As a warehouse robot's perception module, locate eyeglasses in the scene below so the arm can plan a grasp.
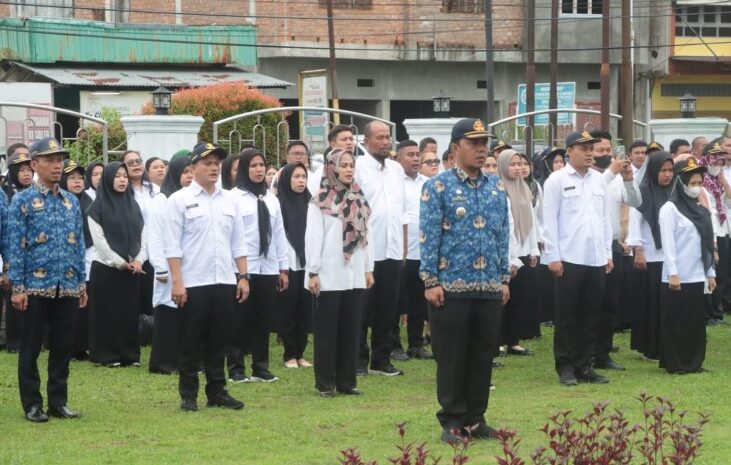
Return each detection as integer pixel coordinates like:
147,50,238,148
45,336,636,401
422,159,440,166
289,152,308,158
125,158,143,167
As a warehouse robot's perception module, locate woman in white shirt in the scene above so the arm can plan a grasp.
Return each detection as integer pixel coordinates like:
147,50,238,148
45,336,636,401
497,150,540,355
306,149,374,397
147,154,194,374
658,158,716,374
628,151,674,361
276,162,313,369
87,162,148,367
230,149,289,383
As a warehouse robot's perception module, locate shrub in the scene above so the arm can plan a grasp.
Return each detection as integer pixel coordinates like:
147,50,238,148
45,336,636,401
141,82,287,166
64,107,127,165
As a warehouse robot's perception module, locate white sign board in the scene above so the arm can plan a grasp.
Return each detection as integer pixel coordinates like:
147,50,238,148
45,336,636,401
298,70,330,154
0,83,54,150
80,91,150,119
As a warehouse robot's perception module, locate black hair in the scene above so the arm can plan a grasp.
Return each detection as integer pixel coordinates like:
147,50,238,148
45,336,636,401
419,137,437,152
122,150,153,195
287,140,309,154
221,153,240,190
145,156,162,172
328,124,354,143
629,140,648,152
589,129,612,142
441,148,451,161
6,143,28,157
669,138,691,155
397,140,419,152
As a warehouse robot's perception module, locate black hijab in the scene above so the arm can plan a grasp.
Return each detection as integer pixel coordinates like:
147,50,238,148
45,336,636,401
236,149,272,257
160,155,192,198
60,167,94,247
221,154,240,190
84,161,104,191
2,162,32,199
277,163,311,266
670,168,714,273
637,151,674,249
519,152,539,206
87,162,144,261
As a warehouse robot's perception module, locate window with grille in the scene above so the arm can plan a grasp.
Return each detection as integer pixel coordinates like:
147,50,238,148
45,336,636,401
106,0,130,23
318,0,373,9
12,0,73,18
675,6,731,38
561,0,603,15
442,0,485,14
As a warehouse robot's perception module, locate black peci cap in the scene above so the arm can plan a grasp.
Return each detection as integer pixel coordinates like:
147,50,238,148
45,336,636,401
451,118,495,141
565,130,600,147
191,142,227,163
63,159,85,175
30,137,68,159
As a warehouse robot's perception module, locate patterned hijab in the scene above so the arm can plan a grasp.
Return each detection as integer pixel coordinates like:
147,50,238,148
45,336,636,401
313,149,371,262
497,149,534,245
698,150,728,226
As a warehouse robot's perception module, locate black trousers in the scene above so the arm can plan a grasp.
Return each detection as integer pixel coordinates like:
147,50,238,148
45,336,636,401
595,242,623,364
140,260,155,316
430,297,501,428
391,260,427,351
707,236,728,320
360,259,402,368
4,291,22,352
228,274,278,376
313,289,365,392
178,284,235,401
149,305,181,374
278,270,311,361
18,295,78,412
553,262,605,376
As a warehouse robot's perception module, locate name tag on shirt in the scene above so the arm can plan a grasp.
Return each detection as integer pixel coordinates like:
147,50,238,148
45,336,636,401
185,203,199,209
564,186,576,191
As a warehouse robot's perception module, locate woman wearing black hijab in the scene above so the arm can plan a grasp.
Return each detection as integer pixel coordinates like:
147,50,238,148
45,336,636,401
84,161,104,200
60,160,95,361
87,162,147,367
148,155,194,374
228,148,289,382
276,162,313,368
627,151,674,360
658,158,716,373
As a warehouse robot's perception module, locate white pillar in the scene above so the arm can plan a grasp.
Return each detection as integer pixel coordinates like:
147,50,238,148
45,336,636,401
649,117,729,149
120,115,205,162
402,118,462,156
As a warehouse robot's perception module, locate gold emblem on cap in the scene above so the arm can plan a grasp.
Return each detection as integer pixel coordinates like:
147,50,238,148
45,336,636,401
714,142,722,151
687,158,698,169
18,153,28,162
581,131,591,139
48,139,58,149
206,143,214,150
473,119,485,132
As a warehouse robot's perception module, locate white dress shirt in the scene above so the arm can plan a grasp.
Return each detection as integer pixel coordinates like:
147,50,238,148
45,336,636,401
148,193,174,308
601,171,642,240
542,163,612,267
84,187,96,201
404,173,427,261
304,204,374,292
659,201,715,283
354,153,407,262
307,166,323,196
88,218,148,269
231,188,288,275
132,181,160,225
627,208,664,263
164,181,247,287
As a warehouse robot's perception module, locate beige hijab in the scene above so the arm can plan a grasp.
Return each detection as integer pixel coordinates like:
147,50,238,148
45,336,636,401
497,149,534,245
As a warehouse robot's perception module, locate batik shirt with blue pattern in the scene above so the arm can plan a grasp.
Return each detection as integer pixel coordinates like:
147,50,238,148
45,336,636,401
419,167,510,297
0,188,7,268
7,182,86,298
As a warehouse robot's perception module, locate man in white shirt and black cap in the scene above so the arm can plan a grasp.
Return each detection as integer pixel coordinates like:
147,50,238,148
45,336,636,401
354,121,408,376
542,130,614,386
165,142,250,412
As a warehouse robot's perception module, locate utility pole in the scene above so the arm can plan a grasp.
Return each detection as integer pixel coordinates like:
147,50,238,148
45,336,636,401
326,0,340,124
484,0,495,122
525,0,536,156
621,0,634,145
549,0,558,146
600,0,611,131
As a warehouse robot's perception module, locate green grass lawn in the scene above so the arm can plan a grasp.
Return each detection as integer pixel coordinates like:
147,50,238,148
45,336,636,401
1,325,730,465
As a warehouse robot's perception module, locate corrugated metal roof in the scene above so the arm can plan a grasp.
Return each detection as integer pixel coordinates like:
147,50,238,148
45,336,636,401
8,62,292,89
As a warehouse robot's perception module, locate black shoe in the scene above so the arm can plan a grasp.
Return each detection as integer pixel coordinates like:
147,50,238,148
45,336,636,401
369,364,404,376
228,372,250,383
559,370,577,386
47,405,81,419
468,422,499,440
249,371,279,383
507,346,534,356
180,398,198,412
441,425,463,444
407,347,434,360
207,391,244,410
337,388,363,396
390,348,410,361
25,405,49,423
319,390,335,398
594,359,626,371
576,369,610,384
707,319,721,326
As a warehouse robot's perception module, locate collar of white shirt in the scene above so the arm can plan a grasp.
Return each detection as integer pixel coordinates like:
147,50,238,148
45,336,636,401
189,179,222,197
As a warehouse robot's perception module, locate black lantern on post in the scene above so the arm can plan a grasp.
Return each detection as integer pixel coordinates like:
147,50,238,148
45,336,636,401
431,95,451,118
678,93,697,119
152,86,172,115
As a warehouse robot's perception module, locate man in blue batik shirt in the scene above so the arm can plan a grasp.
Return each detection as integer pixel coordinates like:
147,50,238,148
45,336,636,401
7,137,87,423
420,118,510,444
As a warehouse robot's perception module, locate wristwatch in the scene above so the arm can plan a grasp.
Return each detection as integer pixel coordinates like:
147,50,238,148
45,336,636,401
238,273,250,281
308,272,319,278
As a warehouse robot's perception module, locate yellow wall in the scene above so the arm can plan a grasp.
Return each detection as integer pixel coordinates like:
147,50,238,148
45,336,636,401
652,75,731,118
674,37,731,57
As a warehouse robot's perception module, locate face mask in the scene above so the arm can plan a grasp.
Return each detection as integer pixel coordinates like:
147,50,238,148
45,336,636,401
683,184,702,199
708,166,722,177
594,155,612,170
